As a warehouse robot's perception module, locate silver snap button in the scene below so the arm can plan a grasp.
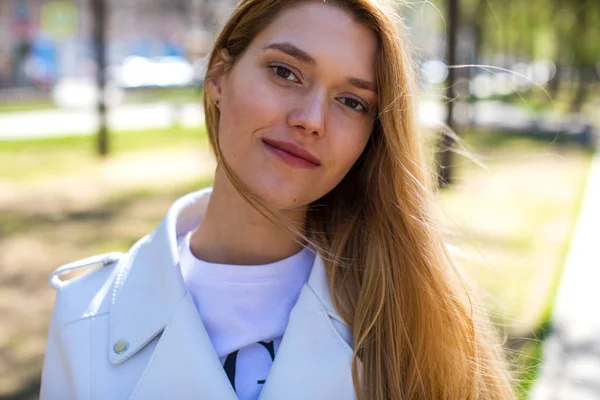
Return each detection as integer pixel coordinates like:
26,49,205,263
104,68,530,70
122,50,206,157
113,339,129,354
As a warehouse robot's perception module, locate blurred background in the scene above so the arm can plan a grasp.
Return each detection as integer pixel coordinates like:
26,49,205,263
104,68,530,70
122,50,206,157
0,0,598,398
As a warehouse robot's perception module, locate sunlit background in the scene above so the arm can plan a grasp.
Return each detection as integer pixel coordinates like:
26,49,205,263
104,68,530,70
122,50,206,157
0,0,598,399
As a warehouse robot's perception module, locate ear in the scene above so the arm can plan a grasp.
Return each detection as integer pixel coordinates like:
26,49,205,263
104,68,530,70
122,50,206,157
206,49,232,105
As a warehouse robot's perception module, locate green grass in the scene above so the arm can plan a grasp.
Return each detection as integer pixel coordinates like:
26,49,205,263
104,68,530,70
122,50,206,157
0,100,57,113
440,132,592,326
0,126,209,182
511,320,551,399
437,130,594,397
124,86,204,104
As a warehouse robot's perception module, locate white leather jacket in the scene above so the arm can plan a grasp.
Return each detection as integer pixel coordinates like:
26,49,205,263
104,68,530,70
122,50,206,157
39,187,357,400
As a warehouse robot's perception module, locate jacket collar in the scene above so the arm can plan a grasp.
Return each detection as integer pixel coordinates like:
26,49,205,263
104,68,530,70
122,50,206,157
108,187,346,364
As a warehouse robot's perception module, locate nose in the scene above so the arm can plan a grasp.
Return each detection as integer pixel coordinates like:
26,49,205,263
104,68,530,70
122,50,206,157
287,89,327,138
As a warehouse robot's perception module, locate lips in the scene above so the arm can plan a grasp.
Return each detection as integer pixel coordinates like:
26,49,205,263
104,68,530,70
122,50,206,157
261,138,321,166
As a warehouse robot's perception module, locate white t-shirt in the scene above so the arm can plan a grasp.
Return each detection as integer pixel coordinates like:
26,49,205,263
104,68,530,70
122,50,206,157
177,230,315,400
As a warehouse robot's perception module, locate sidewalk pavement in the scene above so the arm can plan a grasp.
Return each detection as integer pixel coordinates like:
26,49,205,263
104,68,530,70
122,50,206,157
0,102,205,140
531,152,600,399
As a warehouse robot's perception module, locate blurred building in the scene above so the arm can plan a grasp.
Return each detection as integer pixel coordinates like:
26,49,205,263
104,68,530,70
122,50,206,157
0,0,238,90
0,0,451,96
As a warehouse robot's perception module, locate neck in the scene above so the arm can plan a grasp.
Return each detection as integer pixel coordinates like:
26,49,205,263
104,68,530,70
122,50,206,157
189,167,306,265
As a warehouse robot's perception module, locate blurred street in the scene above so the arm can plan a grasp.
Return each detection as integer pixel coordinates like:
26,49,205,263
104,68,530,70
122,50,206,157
0,102,204,139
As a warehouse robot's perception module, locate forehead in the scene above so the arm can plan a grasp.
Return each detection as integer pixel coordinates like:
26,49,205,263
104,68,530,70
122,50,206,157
250,2,378,81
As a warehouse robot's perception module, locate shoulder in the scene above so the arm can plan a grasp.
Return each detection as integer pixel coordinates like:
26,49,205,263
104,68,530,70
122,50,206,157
49,252,123,291
48,251,124,326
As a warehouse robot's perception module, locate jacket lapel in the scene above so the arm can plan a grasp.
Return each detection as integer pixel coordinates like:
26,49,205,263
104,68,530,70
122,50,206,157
129,291,238,400
108,188,213,366
258,256,357,399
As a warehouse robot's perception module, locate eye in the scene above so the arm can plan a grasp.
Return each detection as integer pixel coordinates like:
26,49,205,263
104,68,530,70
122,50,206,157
339,97,368,113
269,64,301,83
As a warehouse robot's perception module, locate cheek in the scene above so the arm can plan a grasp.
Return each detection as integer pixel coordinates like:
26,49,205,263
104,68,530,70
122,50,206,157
326,128,371,185
218,68,282,156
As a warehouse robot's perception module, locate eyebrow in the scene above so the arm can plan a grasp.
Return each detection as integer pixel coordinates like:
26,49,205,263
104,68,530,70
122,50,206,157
263,41,377,93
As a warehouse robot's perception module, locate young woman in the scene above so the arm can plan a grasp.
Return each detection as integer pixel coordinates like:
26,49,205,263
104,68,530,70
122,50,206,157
40,0,515,399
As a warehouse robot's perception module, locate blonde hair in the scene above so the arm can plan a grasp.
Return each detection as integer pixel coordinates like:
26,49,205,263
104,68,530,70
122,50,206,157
203,0,515,398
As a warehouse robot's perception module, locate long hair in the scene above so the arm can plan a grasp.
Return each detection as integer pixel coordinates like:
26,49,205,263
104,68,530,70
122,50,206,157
203,0,515,398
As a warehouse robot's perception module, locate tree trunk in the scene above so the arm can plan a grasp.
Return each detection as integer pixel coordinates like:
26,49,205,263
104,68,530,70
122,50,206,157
548,0,564,99
92,0,108,156
472,0,486,66
438,0,459,188
572,67,591,113
570,1,589,113
548,61,561,100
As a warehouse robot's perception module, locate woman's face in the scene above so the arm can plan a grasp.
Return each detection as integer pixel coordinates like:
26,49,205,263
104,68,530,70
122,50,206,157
209,1,378,210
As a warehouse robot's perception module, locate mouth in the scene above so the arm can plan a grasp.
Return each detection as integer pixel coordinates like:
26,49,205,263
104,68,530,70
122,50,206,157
262,138,322,168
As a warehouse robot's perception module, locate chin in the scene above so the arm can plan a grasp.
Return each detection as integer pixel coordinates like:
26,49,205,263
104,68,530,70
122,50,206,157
257,187,310,211
247,179,318,211
221,162,330,211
